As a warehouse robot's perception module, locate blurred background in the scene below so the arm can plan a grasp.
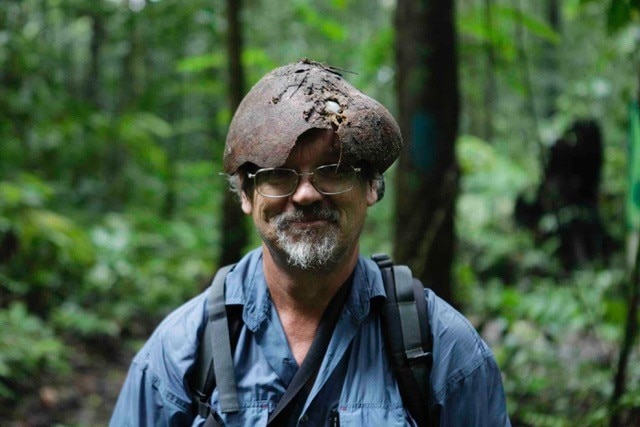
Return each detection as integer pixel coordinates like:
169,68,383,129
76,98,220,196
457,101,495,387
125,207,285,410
1,0,639,425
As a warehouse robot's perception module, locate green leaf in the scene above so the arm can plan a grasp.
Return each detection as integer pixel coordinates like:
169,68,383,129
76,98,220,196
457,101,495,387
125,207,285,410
0,175,53,210
607,0,632,32
52,303,120,337
0,182,25,209
0,302,68,394
603,298,627,324
331,0,347,10
121,112,173,140
242,48,277,69
176,52,225,73
118,112,172,173
362,27,394,72
456,134,531,195
294,3,346,42
495,5,561,44
22,209,95,265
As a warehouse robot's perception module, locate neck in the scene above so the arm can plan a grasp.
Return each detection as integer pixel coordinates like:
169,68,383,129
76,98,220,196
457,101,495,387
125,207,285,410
262,242,358,316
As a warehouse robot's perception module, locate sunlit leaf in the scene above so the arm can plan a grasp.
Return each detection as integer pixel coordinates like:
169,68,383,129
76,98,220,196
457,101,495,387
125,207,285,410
294,2,346,42
495,5,561,44
52,302,120,337
242,48,277,69
22,209,95,265
120,112,173,140
457,134,532,194
176,52,225,73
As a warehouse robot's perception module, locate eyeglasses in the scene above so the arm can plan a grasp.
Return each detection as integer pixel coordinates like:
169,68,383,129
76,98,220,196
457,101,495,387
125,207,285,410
247,163,362,198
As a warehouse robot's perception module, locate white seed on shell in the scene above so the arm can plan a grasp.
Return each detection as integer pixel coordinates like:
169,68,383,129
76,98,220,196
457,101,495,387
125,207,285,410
325,100,341,114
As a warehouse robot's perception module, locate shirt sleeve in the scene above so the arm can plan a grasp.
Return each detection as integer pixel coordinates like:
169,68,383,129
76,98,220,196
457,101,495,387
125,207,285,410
435,354,511,427
110,293,209,427
426,289,511,426
109,347,197,427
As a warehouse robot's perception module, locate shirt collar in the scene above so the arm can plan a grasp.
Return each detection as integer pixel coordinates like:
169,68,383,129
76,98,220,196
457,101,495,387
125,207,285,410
224,248,387,331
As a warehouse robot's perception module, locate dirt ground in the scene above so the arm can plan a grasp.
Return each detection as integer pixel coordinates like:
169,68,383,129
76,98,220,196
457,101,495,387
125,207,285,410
2,343,133,427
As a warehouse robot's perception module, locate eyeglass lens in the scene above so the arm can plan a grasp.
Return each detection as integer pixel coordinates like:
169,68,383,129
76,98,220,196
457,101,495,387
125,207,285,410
254,165,356,197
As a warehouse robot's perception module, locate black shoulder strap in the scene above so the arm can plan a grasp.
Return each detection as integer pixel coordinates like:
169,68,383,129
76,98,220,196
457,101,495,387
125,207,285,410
192,264,241,424
193,257,433,426
267,277,352,425
192,265,350,426
372,253,433,427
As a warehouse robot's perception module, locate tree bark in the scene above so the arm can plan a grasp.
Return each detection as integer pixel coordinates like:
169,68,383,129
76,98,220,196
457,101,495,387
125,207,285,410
219,0,249,266
119,7,144,111
394,0,459,304
609,66,640,427
85,11,105,107
482,0,496,141
541,0,561,118
512,0,545,166
106,5,144,210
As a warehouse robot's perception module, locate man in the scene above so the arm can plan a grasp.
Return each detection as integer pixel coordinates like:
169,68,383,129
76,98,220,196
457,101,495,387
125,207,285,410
111,59,511,426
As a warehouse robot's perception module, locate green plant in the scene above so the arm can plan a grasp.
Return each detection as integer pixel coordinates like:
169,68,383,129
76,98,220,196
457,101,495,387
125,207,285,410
0,303,68,401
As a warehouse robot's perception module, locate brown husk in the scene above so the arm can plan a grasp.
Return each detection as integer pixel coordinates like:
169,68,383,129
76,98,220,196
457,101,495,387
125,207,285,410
223,59,402,174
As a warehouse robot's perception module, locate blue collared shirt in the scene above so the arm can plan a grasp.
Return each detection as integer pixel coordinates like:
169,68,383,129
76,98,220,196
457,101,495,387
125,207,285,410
111,248,511,426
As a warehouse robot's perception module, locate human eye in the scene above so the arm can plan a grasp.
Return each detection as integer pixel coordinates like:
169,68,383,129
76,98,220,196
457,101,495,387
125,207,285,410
316,164,350,178
259,168,293,183
314,164,355,193
255,168,296,196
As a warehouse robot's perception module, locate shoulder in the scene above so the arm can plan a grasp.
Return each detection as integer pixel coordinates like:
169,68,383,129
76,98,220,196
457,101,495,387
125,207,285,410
132,290,209,385
135,249,261,367
111,290,210,422
425,289,511,425
424,289,499,401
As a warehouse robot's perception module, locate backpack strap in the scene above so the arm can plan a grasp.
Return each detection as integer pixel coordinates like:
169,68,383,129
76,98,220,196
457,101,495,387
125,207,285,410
192,264,241,423
193,257,433,425
267,276,353,425
372,254,433,427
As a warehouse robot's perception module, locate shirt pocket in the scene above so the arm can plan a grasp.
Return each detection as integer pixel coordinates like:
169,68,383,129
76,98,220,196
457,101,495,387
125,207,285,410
336,406,416,427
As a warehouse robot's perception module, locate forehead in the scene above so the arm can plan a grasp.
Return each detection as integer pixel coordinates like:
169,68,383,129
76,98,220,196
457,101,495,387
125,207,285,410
282,129,341,167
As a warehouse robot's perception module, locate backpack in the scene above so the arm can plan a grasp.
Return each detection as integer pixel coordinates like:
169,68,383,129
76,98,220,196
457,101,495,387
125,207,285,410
191,254,433,426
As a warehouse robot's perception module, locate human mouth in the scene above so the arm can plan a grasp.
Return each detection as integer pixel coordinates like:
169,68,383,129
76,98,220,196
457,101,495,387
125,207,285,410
289,217,330,228
275,208,339,231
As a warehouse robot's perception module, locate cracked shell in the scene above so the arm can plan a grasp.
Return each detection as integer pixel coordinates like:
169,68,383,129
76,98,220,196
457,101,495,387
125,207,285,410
223,59,403,174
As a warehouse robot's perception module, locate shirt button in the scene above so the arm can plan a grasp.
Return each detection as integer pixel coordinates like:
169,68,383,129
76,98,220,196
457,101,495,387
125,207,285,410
300,414,309,423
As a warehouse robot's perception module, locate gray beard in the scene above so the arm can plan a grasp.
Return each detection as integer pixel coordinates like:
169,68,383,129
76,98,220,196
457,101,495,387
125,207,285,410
273,206,340,270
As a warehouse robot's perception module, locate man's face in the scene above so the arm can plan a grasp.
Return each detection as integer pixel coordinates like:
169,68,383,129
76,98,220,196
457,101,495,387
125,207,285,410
240,130,378,270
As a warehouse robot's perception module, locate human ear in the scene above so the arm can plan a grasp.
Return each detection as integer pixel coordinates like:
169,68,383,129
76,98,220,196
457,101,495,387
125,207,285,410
240,190,253,214
365,181,378,207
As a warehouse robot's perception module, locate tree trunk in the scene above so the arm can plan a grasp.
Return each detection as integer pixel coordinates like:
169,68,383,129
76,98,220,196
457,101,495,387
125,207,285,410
512,0,545,166
119,8,144,111
85,11,105,107
394,0,459,304
106,6,143,210
609,66,640,427
219,0,249,266
541,0,561,118
482,0,496,141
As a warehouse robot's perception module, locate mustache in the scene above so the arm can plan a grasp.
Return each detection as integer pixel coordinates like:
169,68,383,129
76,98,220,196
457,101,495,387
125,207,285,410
274,205,339,230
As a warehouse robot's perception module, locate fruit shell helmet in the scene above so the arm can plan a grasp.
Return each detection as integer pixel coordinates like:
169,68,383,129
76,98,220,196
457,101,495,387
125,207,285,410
223,59,402,174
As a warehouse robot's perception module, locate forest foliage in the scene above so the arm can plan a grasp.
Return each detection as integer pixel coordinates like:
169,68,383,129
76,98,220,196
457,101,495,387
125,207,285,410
1,0,640,425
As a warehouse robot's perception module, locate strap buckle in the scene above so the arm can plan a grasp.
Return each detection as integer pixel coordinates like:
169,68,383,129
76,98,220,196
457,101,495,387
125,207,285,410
195,390,212,418
407,351,432,368
371,253,393,268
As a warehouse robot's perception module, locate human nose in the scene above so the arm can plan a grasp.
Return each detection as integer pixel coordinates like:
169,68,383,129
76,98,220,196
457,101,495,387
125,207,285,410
290,172,324,205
